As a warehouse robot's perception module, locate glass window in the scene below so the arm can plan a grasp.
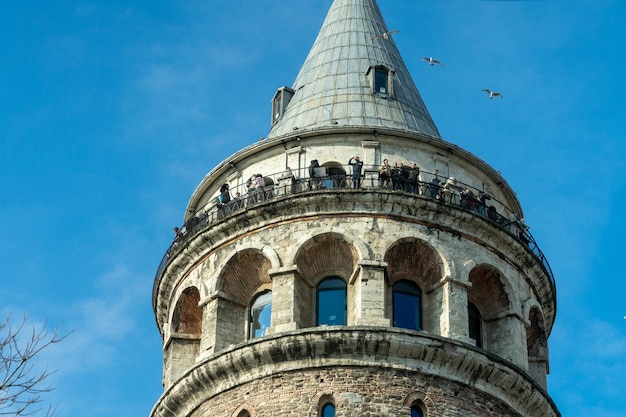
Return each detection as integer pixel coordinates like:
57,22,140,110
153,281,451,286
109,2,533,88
374,67,389,94
468,302,483,348
249,291,272,339
317,277,347,326
321,403,335,417
393,280,422,330
411,405,424,417
272,90,282,124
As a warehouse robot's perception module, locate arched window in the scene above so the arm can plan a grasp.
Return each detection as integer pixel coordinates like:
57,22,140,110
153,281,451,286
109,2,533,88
393,280,422,330
411,404,424,417
468,302,483,348
237,411,250,417
321,403,335,417
249,291,272,339
172,287,202,334
316,277,347,326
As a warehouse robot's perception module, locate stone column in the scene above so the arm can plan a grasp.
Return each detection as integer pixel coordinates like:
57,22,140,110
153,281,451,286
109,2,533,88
199,291,245,357
198,295,217,356
361,140,379,188
438,275,471,341
353,260,390,326
268,265,311,333
486,312,528,368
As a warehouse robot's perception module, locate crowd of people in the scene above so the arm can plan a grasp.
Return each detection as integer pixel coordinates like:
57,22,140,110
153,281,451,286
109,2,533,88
172,159,531,246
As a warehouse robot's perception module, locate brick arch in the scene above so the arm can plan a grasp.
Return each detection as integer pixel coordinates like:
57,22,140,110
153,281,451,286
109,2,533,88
286,228,371,267
230,404,256,417
309,391,339,417
467,264,511,318
467,264,521,360
294,232,360,284
402,391,435,415
171,286,202,334
218,249,272,305
384,237,444,290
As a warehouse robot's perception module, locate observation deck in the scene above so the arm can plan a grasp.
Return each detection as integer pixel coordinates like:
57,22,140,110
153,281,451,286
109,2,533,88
153,165,556,333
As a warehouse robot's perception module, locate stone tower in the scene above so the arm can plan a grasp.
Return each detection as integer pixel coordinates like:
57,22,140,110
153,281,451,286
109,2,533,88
151,1,559,416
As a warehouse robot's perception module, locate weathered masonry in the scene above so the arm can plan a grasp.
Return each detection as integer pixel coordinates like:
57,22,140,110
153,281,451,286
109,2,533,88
150,1,559,416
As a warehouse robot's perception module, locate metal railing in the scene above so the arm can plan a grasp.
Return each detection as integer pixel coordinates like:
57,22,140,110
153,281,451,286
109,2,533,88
155,166,554,289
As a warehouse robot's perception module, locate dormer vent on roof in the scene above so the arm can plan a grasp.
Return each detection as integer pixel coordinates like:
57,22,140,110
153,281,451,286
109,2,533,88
367,65,395,97
271,86,295,126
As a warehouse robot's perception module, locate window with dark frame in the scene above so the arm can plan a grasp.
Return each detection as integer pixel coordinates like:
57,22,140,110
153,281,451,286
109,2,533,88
468,302,483,348
393,280,422,330
374,66,390,95
316,277,347,326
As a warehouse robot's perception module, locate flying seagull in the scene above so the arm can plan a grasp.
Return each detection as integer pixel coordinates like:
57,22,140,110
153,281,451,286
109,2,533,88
372,30,399,40
421,57,444,67
482,89,504,99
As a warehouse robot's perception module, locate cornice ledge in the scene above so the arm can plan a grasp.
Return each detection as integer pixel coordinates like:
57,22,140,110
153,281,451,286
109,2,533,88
151,328,559,417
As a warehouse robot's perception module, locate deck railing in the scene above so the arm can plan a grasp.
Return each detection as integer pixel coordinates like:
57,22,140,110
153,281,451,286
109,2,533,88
155,166,554,289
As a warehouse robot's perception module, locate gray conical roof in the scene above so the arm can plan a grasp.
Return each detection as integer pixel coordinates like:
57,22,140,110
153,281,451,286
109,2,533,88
267,0,440,139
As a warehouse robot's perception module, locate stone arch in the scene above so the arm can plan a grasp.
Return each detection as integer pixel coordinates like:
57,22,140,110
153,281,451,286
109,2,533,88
294,232,361,284
209,248,274,351
402,391,435,415
467,264,516,360
526,306,549,390
384,237,444,289
461,258,517,298
293,232,361,327
235,242,282,270
383,234,452,278
164,286,202,387
183,264,211,302
287,228,371,267
522,297,543,320
218,249,273,305
384,237,444,333
460,259,477,283
309,391,340,417
467,264,510,318
171,286,202,334
208,244,280,294
230,404,257,417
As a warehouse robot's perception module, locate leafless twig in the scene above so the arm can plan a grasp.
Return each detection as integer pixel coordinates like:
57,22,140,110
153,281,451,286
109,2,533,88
0,315,70,416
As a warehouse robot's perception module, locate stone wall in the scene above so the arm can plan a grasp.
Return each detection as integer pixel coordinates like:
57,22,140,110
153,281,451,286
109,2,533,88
192,367,519,417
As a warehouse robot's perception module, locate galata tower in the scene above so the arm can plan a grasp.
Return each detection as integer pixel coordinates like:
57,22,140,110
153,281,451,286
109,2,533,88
150,1,558,416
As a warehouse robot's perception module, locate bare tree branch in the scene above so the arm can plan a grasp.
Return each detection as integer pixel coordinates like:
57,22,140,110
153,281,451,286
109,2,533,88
0,315,70,416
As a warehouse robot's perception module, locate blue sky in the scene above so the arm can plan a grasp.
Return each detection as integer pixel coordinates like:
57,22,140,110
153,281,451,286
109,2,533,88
1,1,625,416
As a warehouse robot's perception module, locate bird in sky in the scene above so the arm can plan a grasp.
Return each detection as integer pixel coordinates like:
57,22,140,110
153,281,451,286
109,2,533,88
421,57,444,66
482,89,504,99
372,30,399,40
